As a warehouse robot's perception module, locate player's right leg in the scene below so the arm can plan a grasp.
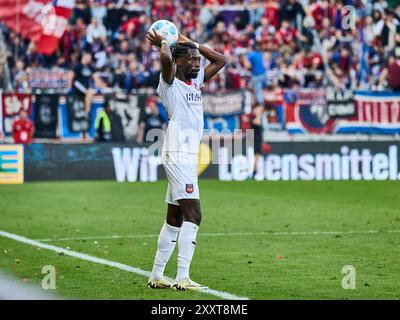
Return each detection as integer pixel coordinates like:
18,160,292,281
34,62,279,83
148,189,183,289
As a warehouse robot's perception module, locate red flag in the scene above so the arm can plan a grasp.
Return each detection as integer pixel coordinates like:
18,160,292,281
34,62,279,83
0,0,75,55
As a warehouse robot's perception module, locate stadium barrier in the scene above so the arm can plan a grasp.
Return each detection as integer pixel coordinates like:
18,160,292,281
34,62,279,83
1,90,400,141
0,90,251,140
23,141,400,182
284,90,400,134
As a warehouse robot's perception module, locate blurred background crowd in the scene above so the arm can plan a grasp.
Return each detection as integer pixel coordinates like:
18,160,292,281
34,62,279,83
1,0,400,98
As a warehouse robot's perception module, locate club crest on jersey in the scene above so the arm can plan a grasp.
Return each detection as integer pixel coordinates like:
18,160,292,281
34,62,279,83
185,184,194,194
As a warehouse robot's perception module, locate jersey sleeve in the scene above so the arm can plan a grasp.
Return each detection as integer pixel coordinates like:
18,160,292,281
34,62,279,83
157,73,175,115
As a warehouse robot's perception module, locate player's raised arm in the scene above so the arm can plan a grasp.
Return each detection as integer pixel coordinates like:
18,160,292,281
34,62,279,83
147,29,175,85
178,34,226,83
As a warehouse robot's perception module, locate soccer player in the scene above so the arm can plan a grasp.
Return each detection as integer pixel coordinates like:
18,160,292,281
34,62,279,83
146,29,226,290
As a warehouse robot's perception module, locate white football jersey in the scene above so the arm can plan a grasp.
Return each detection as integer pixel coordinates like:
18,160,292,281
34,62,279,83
157,68,205,154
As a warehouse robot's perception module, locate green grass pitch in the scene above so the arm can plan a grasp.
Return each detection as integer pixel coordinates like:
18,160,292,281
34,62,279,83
0,180,399,300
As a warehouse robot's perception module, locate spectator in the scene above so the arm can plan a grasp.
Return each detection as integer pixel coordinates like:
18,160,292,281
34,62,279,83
307,70,325,88
120,13,148,39
391,32,400,58
94,101,112,142
247,0,265,27
67,52,106,113
225,56,243,90
146,59,161,89
86,18,107,44
12,110,35,144
104,1,126,34
90,0,107,25
380,10,400,52
263,0,279,29
331,45,352,75
385,55,400,91
72,0,92,25
13,59,30,92
74,17,88,48
276,19,308,46
136,97,167,144
279,0,306,28
244,41,267,104
95,96,126,142
199,2,217,34
60,24,79,62
87,37,107,69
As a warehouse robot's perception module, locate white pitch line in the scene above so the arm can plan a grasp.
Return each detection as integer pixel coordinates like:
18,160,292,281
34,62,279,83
34,229,400,243
0,230,248,301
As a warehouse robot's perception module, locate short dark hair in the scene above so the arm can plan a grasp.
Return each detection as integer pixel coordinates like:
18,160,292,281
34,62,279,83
172,42,198,62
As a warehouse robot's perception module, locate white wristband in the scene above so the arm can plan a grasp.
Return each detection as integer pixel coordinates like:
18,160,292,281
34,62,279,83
193,41,200,49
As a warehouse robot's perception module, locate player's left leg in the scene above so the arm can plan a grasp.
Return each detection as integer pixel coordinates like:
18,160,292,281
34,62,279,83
173,199,207,291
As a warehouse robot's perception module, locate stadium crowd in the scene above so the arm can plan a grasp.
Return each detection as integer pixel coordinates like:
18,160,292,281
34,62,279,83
1,0,400,99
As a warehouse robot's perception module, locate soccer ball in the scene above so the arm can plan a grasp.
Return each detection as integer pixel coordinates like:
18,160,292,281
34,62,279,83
148,20,179,48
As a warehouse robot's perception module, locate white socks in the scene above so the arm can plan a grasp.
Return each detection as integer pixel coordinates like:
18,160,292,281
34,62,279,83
150,222,180,280
150,220,200,281
176,221,199,281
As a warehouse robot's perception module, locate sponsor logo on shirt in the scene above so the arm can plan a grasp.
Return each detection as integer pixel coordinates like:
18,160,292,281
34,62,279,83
186,93,202,103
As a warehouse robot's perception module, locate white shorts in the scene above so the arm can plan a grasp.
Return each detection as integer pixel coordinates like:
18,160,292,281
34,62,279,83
163,151,199,206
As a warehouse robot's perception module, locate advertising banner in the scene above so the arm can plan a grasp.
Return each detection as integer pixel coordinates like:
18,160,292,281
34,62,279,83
66,94,89,133
30,68,68,90
284,89,336,134
336,91,400,134
285,90,400,135
202,90,249,132
33,94,58,138
0,144,24,184
203,91,246,116
326,89,355,118
244,142,400,182
24,141,400,182
1,93,32,136
109,94,142,142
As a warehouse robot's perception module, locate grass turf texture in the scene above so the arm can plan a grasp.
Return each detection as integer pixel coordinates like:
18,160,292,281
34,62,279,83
0,180,399,300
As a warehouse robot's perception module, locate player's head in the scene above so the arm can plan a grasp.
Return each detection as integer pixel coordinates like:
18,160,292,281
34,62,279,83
172,43,201,79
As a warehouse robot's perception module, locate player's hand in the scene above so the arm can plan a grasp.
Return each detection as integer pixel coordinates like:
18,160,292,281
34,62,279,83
146,29,164,48
177,33,192,44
